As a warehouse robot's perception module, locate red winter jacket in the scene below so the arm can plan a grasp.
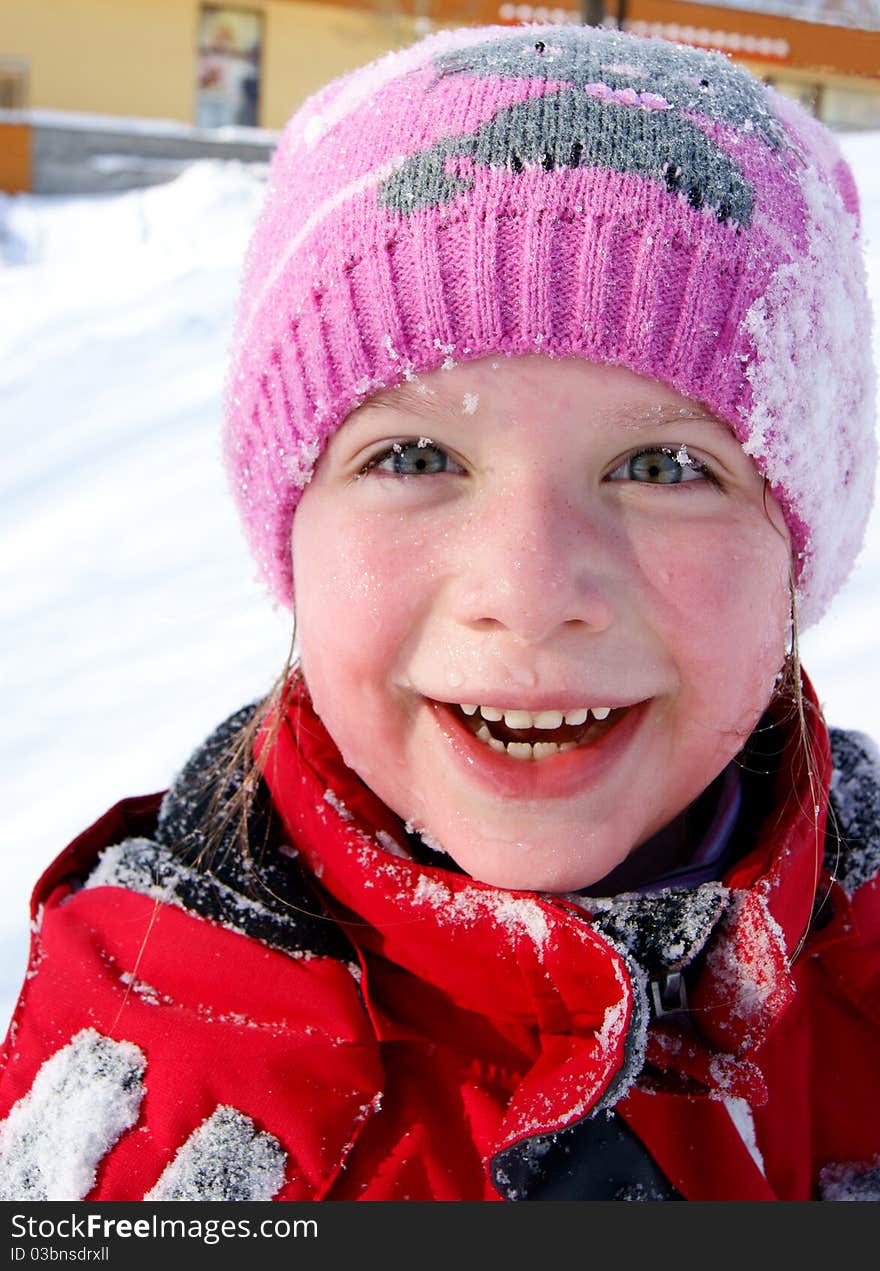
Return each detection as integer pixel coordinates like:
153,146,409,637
1,673,879,1201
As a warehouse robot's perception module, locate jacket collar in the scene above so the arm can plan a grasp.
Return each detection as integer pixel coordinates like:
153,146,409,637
254,670,836,1117
255,678,644,1147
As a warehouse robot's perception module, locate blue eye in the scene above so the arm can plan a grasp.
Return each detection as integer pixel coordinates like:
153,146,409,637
361,439,463,477
608,445,714,486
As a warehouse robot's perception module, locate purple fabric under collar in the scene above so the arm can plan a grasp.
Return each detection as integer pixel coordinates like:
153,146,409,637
580,762,743,898
635,762,743,894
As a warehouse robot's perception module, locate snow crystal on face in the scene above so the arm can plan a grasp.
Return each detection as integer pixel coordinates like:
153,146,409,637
419,829,447,855
462,393,479,415
818,1155,880,1201
404,821,448,856
144,1104,286,1201
402,819,445,854
0,1029,146,1200
674,444,698,471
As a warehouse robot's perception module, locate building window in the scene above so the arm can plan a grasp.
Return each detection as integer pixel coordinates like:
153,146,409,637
765,76,822,117
196,6,263,129
0,58,28,109
820,85,880,131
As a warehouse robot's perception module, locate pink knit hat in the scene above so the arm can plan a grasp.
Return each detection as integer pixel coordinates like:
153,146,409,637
223,21,875,628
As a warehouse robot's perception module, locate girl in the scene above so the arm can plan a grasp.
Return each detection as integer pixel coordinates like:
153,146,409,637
1,21,878,1202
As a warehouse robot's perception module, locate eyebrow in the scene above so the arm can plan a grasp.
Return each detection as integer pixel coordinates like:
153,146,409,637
357,380,452,423
358,381,729,434
604,404,730,433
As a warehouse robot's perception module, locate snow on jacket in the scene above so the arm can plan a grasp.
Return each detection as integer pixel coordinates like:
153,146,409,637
1,672,879,1202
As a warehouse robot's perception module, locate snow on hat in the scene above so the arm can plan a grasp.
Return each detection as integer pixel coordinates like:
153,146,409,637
223,21,875,628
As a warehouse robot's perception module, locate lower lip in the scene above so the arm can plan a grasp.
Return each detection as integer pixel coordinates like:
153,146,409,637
428,699,650,800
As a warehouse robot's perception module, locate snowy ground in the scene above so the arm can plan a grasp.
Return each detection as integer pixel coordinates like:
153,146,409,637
2,133,879,1031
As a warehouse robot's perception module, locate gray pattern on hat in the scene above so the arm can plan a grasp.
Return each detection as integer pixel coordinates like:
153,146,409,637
430,27,784,146
380,85,756,226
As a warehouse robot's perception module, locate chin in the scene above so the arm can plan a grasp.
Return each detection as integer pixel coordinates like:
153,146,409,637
443,838,627,895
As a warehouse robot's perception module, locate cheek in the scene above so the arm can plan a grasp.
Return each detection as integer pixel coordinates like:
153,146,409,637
634,516,790,719
291,498,441,730
295,507,415,648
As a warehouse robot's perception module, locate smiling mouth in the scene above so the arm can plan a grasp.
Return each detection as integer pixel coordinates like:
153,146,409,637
439,702,632,760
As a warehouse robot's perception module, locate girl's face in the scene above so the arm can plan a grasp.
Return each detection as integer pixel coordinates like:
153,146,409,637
292,354,791,893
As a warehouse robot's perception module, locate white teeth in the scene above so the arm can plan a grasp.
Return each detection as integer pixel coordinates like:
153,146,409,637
465,705,602,727
476,723,505,752
472,732,566,761
564,708,589,726
503,709,532,729
459,702,619,735
534,710,564,729
559,742,577,752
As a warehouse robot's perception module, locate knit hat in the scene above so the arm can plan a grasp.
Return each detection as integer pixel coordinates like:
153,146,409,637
223,21,875,628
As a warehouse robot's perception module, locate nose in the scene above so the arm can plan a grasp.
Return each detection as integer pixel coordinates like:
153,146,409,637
452,477,615,644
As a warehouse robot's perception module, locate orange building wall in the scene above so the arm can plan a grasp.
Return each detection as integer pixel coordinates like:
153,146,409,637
625,0,879,77
336,0,878,80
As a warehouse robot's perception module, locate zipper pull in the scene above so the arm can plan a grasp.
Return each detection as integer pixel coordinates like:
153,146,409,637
649,969,690,1027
